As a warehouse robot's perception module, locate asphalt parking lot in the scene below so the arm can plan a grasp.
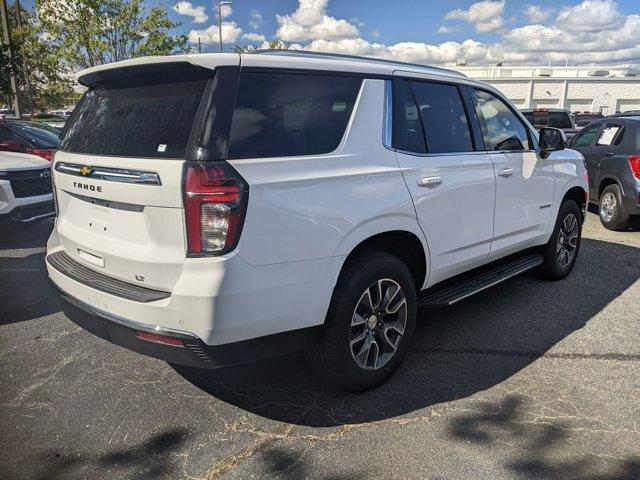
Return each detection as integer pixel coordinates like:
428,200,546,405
1,213,639,480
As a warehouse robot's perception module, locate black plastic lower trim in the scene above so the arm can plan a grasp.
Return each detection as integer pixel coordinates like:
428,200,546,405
54,285,320,369
0,200,54,222
47,250,170,303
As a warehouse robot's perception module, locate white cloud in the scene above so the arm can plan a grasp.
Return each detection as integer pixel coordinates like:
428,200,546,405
276,0,360,42
265,0,640,66
524,5,552,23
242,32,266,42
350,17,365,28
556,0,624,32
212,3,233,19
188,21,243,44
371,30,380,38
173,1,208,24
437,25,461,34
249,9,263,30
445,0,505,33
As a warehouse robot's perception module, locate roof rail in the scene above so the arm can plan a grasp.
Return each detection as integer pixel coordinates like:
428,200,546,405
249,49,467,78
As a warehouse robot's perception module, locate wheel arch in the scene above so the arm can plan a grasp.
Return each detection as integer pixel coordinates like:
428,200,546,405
336,229,429,291
598,176,623,199
562,185,588,221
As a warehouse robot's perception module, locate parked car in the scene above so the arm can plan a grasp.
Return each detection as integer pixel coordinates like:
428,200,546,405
31,113,67,129
521,108,579,140
568,116,640,230
607,110,640,118
572,112,604,128
46,51,588,391
0,151,54,223
0,120,60,161
47,109,73,118
0,109,18,119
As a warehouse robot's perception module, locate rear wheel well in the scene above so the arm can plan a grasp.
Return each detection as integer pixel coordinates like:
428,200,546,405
598,178,619,199
343,231,426,290
563,186,587,220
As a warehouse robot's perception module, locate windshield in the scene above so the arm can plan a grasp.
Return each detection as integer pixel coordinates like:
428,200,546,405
60,66,210,158
7,121,60,148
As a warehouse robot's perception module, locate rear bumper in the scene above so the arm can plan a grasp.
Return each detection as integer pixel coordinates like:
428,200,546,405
56,285,320,369
0,200,55,222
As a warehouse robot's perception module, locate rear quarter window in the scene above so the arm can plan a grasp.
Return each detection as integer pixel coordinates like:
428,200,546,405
227,72,362,159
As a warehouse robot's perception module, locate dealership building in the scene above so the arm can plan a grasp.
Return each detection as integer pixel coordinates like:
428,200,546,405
453,64,640,114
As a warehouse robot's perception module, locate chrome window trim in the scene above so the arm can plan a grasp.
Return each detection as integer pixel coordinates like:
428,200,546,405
394,149,493,158
55,162,162,186
383,79,393,150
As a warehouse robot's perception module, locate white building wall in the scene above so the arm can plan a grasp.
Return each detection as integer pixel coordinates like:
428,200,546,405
455,65,640,114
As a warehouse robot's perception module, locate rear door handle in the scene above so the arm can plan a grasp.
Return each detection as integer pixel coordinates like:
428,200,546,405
498,168,515,178
604,152,614,157
417,176,442,187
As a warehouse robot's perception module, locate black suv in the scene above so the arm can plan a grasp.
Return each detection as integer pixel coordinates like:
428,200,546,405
568,116,640,230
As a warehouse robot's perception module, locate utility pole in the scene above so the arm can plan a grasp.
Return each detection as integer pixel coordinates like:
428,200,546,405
198,36,201,54
14,0,30,115
0,0,21,117
217,1,231,53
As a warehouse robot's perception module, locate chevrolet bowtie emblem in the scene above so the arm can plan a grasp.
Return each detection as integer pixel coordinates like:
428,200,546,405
79,166,93,176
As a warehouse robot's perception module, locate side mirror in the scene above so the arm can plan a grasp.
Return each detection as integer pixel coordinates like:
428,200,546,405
539,127,565,158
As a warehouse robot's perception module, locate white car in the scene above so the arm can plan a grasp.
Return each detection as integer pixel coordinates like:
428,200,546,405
46,52,588,391
0,151,54,223
47,109,73,118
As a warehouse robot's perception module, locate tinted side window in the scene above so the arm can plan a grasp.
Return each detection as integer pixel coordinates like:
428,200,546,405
475,90,530,151
392,80,426,153
227,73,362,159
410,81,473,153
571,123,602,148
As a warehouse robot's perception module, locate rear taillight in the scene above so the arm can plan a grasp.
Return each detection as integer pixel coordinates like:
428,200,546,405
26,148,53,161
629,155,640,179
183,162,248,256
135,330,184,347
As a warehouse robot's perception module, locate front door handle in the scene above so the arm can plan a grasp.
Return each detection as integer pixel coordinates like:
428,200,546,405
498,168,515,178
417,176,442,187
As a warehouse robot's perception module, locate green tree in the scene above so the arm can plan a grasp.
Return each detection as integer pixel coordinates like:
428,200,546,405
37,0,191,71
0,3,74,113
233,39,291,54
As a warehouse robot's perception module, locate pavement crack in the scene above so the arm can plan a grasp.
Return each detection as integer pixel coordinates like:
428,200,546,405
411,347,640,362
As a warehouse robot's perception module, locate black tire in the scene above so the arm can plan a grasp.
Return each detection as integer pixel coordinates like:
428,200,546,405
308,250,417,392
537,200,582,280
599,184,630,231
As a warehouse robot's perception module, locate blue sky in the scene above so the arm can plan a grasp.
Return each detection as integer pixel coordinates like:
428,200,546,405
22,0,640,65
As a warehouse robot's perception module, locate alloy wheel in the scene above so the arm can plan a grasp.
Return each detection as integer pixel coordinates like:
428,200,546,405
557,213,579,267
350,278,407,370
600,192,617,223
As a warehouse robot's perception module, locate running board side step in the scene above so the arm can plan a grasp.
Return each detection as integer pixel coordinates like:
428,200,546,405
418,254,543,307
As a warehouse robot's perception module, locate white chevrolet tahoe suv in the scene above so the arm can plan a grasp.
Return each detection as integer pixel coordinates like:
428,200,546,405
1,151,54,223
46,51,588,391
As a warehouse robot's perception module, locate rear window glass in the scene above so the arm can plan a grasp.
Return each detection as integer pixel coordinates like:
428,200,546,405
60,70,209,158
524,111,572,129
227,72,362,159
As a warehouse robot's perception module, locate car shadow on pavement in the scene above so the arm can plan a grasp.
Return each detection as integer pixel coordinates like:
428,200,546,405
174,237,640,428
23,428,189,480
0,220,60,325
449,394,640,480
